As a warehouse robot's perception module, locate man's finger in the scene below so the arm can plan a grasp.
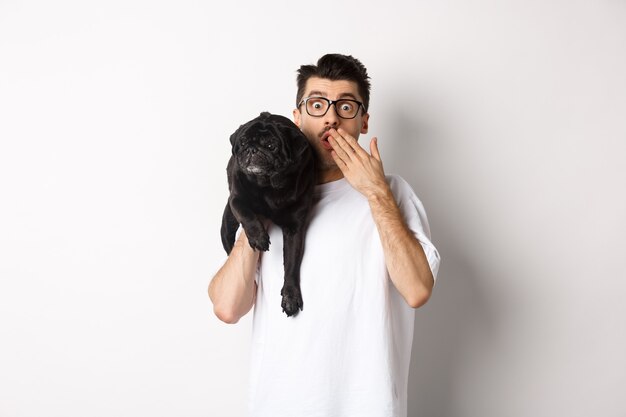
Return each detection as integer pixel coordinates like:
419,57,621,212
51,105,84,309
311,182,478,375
329,134,355,162
370,137,382,162
331,150,348,171
337,128,368,158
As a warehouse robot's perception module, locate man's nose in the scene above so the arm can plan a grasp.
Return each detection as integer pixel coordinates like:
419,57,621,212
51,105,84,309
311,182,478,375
323,104,340,126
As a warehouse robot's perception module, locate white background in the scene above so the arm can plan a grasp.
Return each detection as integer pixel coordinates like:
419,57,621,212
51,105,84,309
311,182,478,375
1,1,625,416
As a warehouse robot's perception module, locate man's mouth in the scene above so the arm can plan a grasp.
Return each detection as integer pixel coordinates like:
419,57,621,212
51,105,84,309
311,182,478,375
320,131,333,150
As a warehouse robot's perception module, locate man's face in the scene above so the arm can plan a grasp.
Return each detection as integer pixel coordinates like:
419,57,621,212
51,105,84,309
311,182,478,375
293,77,369,182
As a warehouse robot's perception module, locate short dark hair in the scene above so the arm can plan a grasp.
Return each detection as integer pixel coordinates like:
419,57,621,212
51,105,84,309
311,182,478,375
296,53,371,112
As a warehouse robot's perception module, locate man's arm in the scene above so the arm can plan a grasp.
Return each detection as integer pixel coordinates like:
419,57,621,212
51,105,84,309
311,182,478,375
328,129,434,308
208,231,259,323
366,187,434,308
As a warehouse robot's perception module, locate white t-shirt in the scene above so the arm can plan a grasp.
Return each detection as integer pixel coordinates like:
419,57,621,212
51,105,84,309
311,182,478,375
248,174,440,417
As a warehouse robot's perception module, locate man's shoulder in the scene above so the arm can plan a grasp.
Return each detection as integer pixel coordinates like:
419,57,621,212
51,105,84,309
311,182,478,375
385,173,414,195
385,173,406,185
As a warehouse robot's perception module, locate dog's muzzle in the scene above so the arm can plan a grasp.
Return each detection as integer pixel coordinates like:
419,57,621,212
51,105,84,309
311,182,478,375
240,146,272,175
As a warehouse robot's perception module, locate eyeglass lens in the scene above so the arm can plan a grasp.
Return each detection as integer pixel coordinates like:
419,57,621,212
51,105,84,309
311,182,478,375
306,98,360,119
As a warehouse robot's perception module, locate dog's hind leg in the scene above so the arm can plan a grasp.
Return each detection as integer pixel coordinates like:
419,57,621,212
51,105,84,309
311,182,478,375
280,228,305,317
220,202,239,254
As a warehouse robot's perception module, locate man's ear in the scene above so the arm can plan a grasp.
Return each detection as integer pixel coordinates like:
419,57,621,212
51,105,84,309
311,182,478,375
293,108,301,128
360,112,369,134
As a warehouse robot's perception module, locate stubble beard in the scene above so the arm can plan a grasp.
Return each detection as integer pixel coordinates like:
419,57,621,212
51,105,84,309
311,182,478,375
315,148,336,170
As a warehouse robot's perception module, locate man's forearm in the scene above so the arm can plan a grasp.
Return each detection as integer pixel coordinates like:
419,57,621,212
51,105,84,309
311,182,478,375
209,232,259,323
368,186,434,308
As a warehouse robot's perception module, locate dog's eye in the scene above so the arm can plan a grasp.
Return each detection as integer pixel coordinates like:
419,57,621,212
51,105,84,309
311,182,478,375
267,143,276,151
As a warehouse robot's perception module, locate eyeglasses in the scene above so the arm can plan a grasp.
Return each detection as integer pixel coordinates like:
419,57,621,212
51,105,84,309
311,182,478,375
298,96,365,119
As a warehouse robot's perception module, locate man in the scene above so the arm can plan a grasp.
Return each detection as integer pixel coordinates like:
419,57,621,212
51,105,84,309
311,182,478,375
209,54,440,417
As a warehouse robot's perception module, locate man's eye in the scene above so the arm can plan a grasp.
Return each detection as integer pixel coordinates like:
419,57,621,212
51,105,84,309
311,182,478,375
312,102,323,109
340,103,353,111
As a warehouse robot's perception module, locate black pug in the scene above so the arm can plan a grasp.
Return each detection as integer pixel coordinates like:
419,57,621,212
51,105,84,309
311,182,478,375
221,112,315,317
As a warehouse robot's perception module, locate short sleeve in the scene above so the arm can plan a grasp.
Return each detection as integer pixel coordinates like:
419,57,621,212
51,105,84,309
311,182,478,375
387,175,441,282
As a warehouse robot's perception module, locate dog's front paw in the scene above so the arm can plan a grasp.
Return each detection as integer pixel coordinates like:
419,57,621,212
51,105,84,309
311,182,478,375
247,231,270,252
281,284,303,317
244,221,270,252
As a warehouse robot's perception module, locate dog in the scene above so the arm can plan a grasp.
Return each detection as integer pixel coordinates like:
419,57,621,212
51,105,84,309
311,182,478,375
221,112,315,317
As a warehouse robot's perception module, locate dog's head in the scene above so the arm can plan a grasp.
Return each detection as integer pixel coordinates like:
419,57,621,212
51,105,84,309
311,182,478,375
230,112,311,180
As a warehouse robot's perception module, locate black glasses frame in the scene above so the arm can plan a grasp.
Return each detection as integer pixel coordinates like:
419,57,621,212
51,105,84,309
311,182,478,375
298,96,365,119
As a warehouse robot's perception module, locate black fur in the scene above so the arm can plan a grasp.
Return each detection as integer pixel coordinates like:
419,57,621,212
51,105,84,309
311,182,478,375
221,112,315,317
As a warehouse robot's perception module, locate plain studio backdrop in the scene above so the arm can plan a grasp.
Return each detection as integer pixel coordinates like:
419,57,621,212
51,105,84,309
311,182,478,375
1,1,625,416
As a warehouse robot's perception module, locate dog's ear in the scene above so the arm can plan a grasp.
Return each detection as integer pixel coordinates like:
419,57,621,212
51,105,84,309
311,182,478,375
229,129,239,148
229,123,248,156
289,127,311,160
270,115,310,160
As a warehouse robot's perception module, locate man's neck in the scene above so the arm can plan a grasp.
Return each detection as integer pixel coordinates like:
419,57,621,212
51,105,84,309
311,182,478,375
317,168,344,184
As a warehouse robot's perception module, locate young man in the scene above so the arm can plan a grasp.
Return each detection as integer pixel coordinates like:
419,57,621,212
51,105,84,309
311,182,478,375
209,54,440,417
